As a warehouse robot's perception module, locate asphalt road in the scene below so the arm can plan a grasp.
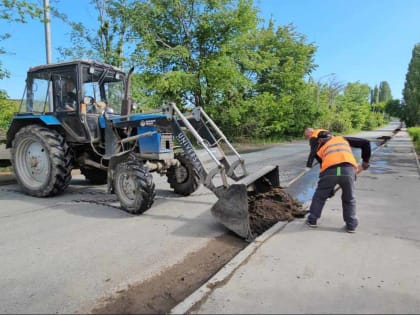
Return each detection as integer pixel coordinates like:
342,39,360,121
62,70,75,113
0,123,399,313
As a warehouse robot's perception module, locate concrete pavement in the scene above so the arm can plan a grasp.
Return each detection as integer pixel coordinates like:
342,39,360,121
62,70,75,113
171,126,420,314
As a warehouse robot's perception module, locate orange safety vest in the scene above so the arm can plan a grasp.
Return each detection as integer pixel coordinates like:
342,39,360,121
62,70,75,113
311,129,328,138
317,136,358,173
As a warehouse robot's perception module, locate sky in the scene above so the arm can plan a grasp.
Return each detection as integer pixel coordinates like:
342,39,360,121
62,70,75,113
1,0,419,100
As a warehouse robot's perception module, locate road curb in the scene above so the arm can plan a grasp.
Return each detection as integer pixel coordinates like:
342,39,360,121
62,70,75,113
169,220,289,314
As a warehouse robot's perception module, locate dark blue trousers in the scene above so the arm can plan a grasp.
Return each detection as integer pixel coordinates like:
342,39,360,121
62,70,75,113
308,164,358,230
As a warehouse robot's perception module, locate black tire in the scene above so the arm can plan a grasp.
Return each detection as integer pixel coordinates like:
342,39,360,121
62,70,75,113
166,152,200,196
81,166,107,185
11,124,73,197
114,161,155,214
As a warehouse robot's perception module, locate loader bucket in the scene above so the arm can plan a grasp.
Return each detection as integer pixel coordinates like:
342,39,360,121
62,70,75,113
210,165,279,240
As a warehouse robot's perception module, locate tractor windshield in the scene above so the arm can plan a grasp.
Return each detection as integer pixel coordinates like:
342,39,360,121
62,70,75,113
82,65,125,114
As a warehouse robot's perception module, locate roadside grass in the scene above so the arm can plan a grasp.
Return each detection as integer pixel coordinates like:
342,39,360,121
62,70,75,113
408,127,420,155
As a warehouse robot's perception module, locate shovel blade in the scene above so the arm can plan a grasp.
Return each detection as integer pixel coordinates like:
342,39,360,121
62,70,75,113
211,165,279,240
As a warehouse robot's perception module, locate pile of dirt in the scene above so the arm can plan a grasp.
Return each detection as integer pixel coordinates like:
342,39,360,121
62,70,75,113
248,187,307,236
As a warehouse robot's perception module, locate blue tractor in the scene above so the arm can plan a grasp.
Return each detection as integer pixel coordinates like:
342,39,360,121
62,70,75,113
6,60,279,240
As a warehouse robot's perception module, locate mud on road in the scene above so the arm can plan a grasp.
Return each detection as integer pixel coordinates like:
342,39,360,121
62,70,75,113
91,233,246,314
91,187,305,314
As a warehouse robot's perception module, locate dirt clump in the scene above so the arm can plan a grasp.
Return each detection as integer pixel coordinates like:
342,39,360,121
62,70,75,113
248,186,307,236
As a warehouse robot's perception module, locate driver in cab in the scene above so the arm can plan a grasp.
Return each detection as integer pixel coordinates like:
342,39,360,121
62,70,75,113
59,80,77,111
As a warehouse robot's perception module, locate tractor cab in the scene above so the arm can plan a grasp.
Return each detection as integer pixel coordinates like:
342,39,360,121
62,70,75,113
17,60,126,143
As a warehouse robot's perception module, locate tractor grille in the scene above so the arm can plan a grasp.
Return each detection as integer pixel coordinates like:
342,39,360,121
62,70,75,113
161,133,173,151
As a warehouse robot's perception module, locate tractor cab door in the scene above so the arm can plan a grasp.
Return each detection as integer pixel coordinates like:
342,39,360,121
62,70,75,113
80,64,126,143
82,79,104,143
51,72,87,142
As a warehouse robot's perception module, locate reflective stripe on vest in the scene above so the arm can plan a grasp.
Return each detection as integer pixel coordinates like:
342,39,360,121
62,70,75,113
317,136,358,172
311,129,328,138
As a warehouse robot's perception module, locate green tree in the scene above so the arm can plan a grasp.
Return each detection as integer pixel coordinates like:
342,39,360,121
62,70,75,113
378,81,392,103
250,21,316,135
370,85,379,104
403,43,420,127
127,1,316,138
335,82,371,131
55,0,132,67
385,99,405,121
128,0,259,107
0,0,42,83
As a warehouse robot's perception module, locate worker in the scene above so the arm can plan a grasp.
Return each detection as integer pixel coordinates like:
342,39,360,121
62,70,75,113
304,127,328,170
59,80,77,111
305,131,371,233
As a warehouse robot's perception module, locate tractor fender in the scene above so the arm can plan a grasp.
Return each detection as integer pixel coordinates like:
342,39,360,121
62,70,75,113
6,115,63,148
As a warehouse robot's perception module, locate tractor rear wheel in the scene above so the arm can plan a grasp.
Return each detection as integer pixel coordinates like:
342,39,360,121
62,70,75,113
114,161,155,214
166,152,200,196
11,125,73,197
81,166,107,185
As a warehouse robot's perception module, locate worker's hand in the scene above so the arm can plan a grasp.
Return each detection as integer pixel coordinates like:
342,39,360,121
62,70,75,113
357,162,370,173
305,167,311,172
361,161,370,170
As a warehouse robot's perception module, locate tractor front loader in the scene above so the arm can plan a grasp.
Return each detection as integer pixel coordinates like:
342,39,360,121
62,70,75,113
6,60,279,240
163,102,279,239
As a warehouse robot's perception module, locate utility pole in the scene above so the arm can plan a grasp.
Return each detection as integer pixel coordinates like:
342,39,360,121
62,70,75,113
43,0,52,64
43,0,53,111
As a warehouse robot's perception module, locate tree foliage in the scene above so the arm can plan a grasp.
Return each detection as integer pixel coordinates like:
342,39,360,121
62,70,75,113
0,95,19,129
370,85,378,104
378,81,392,103
1,0,389,138
1,0,42,87
403,43,420,127
125,0,320,138
385,99,405,120
54,0,132,67
0,0,42,22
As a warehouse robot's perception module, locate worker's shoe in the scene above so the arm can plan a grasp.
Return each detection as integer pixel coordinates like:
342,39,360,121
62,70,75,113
305,219,317,228
346,226,356,233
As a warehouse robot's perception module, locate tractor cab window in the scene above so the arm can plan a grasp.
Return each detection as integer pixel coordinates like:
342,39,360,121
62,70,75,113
54,77,78,112
82,66,125,115
20,73,51,113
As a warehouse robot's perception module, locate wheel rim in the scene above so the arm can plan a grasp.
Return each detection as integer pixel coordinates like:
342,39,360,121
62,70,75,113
116,171,139,206
15,137,51,189
174,165,188,183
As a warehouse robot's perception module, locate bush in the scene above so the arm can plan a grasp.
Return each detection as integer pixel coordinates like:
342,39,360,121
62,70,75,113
0,98,19,130
363,112,386,130
408,127,420,154
328,115,352,133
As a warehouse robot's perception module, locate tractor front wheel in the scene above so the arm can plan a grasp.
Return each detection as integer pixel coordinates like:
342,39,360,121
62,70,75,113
166,152,200,196
114,161,155,214
11,125,73,197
